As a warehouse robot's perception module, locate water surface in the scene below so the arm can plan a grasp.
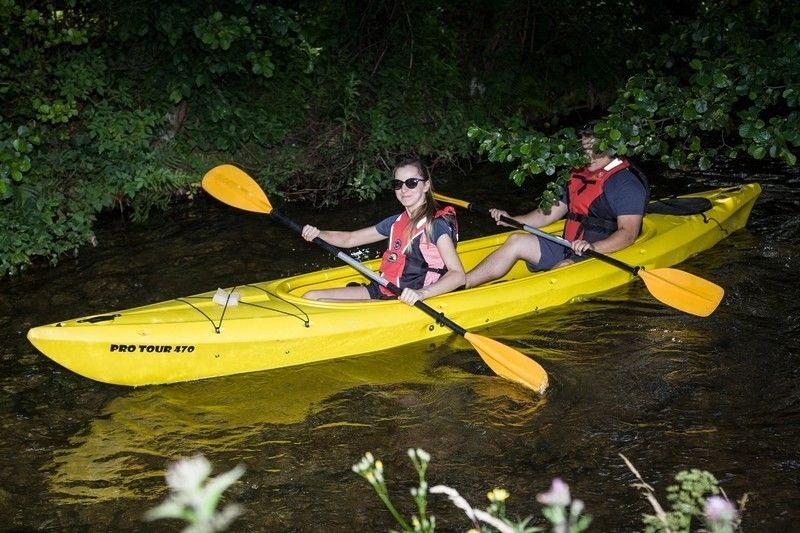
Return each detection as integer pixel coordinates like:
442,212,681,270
1,164,798,531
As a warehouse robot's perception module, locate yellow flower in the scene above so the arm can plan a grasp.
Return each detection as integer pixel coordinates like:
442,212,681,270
487,487,509,502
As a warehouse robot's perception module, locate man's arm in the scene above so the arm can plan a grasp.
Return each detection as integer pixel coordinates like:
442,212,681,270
586,213,642,254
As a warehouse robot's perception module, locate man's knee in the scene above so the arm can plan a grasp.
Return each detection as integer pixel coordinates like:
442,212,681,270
505,233,540,263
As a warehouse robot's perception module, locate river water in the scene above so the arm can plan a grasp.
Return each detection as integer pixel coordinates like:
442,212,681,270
1,163,798,531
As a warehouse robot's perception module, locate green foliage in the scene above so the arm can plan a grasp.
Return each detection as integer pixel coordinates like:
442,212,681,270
469,0,799,202
141,452,744,532
0,124,39,199
352,449,744,532
352,448,549,532
468,124,586,207
621,453,743,533
0,0,318,276
608,0,800,170
1,0,797,276
642,470,722,532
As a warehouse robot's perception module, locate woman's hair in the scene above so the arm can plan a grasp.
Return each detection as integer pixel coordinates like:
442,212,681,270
393,158,442,241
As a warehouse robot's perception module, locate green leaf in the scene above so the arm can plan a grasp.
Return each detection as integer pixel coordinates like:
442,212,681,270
713,72,730,88
738,123,753,138
695,100,708,113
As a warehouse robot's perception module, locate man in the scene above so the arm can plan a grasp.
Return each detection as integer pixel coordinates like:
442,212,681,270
465,124,649,288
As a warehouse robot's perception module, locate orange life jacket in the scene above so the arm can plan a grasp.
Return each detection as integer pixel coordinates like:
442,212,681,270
564,158,631,241
378,206,458,297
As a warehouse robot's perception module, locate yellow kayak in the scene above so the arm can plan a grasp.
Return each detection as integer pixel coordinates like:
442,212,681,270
27,183,761,386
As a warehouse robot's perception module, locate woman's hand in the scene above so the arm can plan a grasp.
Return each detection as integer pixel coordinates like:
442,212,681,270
399,287,424,305
301,225,321,242
570,239,594,256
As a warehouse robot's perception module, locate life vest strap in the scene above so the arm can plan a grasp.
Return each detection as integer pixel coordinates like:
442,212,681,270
565,212,618,232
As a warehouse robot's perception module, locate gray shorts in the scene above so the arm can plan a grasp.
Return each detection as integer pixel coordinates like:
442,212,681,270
525,235,588,272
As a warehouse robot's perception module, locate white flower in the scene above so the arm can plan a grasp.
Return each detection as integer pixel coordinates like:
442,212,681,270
166,455,212,493
704,495,737,522
570,498,584,516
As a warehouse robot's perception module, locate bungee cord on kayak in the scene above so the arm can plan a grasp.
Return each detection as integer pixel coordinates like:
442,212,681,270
240,284,311,327
177,285,312,333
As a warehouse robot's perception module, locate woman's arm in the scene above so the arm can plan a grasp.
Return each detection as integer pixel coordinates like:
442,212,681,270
301,225,384,248
399,234,465,304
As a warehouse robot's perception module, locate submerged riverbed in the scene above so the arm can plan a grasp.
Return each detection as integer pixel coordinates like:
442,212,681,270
1,164,798,531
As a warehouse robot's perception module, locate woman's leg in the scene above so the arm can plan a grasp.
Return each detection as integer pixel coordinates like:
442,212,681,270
303,285,371,301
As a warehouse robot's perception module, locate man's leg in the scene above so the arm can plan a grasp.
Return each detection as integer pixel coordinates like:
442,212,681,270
465,233,543,288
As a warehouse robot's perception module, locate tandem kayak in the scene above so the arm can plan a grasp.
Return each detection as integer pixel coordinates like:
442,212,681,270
28,183,761,386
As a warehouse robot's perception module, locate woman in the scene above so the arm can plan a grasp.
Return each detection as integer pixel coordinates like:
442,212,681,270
301,159,465,305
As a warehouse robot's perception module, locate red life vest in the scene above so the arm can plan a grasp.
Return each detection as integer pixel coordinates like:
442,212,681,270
378,206,458,297
564,158,631,241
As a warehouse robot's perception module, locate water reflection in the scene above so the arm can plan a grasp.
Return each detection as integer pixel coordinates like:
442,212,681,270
46,344,519,504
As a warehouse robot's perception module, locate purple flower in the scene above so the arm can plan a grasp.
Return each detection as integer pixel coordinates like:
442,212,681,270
537,478,571,507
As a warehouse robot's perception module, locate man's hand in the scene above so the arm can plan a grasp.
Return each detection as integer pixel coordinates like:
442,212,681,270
571,239,594,256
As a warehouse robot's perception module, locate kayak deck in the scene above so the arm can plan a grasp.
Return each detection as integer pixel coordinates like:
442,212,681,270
27,184,761,386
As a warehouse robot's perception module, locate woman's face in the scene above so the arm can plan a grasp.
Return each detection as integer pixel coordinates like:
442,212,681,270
393,164,429,211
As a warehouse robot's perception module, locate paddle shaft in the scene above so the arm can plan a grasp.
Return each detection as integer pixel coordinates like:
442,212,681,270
269,210,468,336
462,202,640,276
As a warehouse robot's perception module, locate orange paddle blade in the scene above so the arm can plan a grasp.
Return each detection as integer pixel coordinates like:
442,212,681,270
202,164,273,214
464,332,549,393
638,268,724,317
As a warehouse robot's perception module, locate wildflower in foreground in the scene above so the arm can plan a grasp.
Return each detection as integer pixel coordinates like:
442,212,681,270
536,478,591,533
704,495,738,533
536,478,571,507
145,455,245,533
488,488,510,503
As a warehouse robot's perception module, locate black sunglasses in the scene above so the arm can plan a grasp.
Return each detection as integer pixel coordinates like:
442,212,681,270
391,177,428,190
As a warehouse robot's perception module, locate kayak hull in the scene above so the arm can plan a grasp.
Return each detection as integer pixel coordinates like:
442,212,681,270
27,184,761,386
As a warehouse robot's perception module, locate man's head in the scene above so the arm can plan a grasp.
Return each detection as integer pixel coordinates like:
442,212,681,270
578,120,599,148
578,121,609,168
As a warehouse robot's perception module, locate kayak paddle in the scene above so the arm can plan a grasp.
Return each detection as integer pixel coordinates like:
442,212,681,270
434,192,724,317
202,164,548,393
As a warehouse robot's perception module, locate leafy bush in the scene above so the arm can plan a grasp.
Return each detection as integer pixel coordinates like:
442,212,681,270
1,0,796,276
469,0,799,203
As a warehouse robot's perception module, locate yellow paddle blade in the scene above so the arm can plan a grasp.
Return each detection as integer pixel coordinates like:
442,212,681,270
464,332,549,393
202,164,273,214
638,268,725,317
433,192,470,209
